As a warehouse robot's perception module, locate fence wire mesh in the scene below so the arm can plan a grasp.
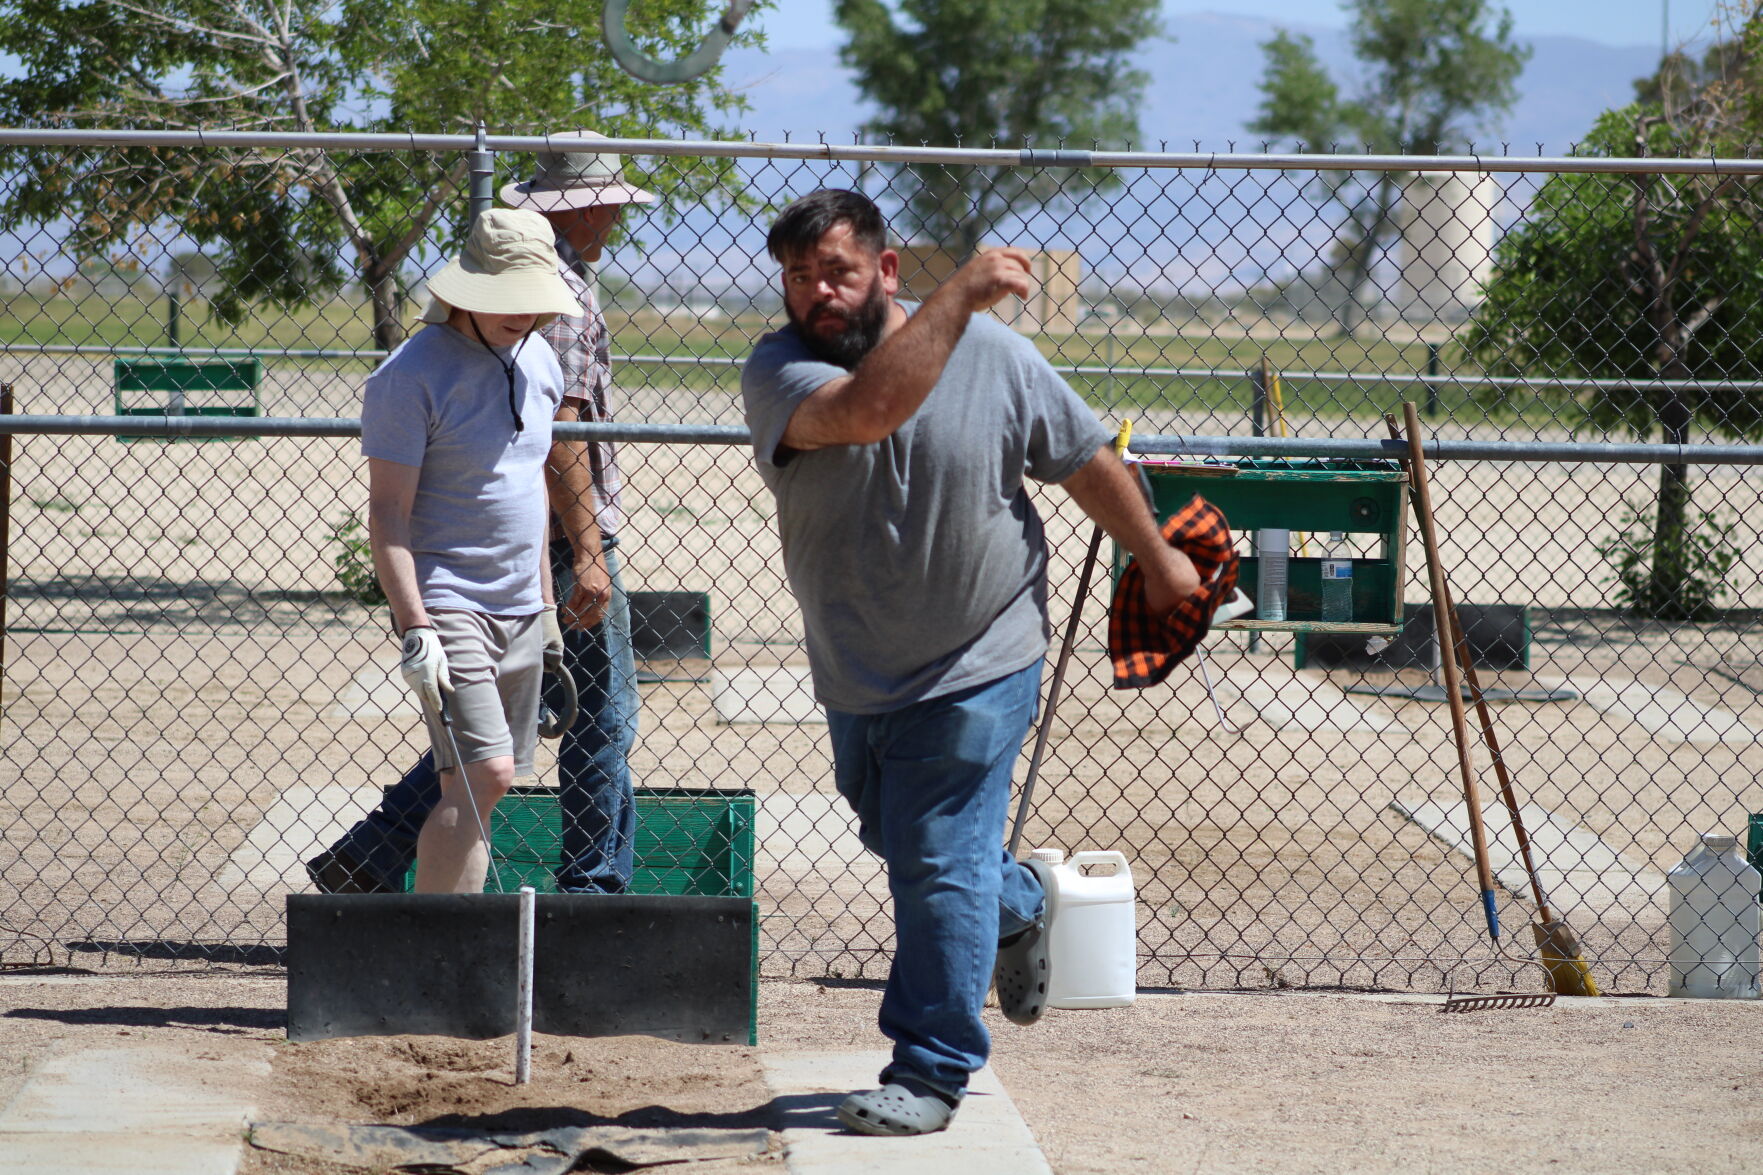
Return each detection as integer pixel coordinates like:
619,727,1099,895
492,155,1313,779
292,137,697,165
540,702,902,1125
2,132,1761,996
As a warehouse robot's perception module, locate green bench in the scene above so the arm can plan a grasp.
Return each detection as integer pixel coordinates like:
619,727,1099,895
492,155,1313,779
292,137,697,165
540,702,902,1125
112,358,261,442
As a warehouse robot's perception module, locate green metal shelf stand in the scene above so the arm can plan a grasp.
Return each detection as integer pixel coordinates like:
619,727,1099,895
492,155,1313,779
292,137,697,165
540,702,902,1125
1129,458,1410,636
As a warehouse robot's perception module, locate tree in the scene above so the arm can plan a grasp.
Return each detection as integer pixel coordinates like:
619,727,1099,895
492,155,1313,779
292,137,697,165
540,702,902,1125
1460,56,1763,615
833,0,1162,258
0,0,759,351
1247,0,1529,335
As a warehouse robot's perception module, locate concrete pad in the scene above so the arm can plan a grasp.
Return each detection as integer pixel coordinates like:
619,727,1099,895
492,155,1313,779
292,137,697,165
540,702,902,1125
0,1135,244,1175
0,1044,270,1175
761,1050,1051,1174
1391,799,1664,924
327,664,420,720
1543,674,1763,745
758,792,869,877
216,783,385,891
1223,676,1406,733
712,667,827,725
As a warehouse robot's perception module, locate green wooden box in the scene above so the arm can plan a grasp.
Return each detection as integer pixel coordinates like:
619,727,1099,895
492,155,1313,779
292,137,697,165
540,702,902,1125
113,358,261,442
1128,458,1409,635
405,785,756,897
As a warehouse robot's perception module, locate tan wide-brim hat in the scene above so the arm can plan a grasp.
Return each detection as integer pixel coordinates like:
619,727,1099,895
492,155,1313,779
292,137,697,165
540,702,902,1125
499,130,658,212
419,207,583,325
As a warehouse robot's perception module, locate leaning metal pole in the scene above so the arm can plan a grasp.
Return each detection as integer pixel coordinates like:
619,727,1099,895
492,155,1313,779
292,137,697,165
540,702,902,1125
0,384,11,717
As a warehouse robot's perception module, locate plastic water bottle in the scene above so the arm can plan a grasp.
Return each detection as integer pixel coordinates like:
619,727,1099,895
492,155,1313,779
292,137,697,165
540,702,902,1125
1320,531,1354,623
1256,528,1289,622
1667,833,1762,999
1031,847,1137,1009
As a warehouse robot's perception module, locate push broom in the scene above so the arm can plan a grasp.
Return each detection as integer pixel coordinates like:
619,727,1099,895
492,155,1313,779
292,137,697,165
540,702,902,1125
1390,405,1598,997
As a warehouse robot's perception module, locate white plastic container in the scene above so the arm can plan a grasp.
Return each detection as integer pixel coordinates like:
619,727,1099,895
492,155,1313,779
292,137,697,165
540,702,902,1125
1256,528,1289,622
1667,833,1762,999
1031,848,1137,1009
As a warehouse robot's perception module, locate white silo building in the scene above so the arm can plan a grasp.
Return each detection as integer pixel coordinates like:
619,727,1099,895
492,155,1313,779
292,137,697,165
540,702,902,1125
1395,173,1495,323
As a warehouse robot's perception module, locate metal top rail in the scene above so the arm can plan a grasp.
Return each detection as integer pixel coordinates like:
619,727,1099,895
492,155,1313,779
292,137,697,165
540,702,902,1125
3,128,1759,177
4,414,1760,464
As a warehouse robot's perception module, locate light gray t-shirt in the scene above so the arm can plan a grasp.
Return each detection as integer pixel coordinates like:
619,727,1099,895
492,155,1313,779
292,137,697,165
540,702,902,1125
741,309,1110,714
361,323,564,616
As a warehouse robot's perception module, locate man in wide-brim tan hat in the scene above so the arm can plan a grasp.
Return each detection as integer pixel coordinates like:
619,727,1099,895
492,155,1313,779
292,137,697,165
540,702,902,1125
310,134,661,899
361,205,578,893
501,129,657,211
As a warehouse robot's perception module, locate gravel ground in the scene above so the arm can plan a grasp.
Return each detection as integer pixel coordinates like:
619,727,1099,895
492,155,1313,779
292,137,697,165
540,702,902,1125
2,969,1760,1174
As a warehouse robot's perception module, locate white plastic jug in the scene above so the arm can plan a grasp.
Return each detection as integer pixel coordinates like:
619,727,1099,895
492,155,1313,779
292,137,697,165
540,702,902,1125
1667,833,1762,999
1031,848,1137,1009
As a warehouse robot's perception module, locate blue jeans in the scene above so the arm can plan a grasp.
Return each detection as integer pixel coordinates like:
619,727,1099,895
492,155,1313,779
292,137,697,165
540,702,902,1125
331,546,640,892
826,660,1046,1101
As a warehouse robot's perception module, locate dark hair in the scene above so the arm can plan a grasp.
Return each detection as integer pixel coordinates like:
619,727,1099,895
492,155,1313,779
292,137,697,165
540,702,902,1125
766,189,887,263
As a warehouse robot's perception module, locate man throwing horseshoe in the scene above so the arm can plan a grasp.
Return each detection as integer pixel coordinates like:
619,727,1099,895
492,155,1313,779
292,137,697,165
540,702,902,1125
740,189,1201,1136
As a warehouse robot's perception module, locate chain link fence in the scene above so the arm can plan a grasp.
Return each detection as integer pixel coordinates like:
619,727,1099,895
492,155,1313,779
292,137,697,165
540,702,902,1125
2,130,1761,995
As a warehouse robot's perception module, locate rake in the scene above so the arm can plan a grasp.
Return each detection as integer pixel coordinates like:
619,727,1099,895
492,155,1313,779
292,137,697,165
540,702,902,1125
1390,405,1598,1000
1439,990,1557,1014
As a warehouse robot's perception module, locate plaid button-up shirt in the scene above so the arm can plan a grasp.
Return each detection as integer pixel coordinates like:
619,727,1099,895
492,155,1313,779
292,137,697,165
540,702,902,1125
543,237,625,545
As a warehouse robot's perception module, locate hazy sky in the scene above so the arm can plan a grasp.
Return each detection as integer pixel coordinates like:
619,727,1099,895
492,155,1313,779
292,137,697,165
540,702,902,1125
761,1,1727,53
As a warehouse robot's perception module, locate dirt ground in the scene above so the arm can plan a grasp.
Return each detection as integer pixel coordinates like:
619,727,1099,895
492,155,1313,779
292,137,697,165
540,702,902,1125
5,298,1761,1175
2,968,1760,1174
2,406,1761,998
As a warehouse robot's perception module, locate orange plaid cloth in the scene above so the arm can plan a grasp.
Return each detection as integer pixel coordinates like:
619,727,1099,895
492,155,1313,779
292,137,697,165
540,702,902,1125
1109,494,1238,689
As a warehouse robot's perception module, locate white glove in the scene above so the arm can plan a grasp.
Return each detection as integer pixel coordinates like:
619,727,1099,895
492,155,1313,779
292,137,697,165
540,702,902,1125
540,604,564,662
398,625,450,714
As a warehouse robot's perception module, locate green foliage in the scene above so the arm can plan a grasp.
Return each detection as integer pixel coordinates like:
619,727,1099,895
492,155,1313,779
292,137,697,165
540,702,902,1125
1247,0,1530,332
330,511,387,609
1460,107,1763,439
1595,499,1739,622
0,0,762,349
833,0,1162,256
1459,68,1763,616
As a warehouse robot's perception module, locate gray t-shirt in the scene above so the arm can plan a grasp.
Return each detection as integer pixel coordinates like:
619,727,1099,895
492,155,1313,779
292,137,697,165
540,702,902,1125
361,323,564,616
741,309,1109,714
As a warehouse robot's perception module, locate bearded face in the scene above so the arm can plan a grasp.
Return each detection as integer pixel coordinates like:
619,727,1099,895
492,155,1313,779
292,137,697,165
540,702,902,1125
786,269,892,369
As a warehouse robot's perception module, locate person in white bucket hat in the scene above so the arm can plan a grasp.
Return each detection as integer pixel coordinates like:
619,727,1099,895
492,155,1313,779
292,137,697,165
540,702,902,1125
360,206,577,893
311,135,658,898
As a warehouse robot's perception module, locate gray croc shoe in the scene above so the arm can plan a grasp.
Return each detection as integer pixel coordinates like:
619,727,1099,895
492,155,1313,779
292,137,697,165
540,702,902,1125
837,1083,957,1136
994,857,1054,1026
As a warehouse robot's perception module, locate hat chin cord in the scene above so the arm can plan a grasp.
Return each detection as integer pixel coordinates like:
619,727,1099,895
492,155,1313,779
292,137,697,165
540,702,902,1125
465,313,527,434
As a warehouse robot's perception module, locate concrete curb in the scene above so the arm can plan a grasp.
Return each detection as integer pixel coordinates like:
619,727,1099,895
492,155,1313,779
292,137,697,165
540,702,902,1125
761,1050,1052,1174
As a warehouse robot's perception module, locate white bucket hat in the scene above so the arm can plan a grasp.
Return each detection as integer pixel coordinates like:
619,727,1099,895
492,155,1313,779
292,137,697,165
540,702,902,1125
420,207,583,325
500,130,657,211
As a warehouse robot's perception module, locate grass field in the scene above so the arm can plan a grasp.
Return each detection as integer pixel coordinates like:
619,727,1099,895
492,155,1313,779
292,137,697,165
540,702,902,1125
2,289,1577,428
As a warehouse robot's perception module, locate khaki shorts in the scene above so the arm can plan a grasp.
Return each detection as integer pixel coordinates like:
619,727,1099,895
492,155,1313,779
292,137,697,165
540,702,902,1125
421,608,543,776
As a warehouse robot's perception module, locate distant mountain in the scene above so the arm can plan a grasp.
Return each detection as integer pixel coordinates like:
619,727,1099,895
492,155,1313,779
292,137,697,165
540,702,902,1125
718,11,1662,154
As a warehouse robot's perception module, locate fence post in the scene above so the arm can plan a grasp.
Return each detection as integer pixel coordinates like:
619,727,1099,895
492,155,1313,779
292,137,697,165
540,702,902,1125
1425,343,1441,419
1250,359,1267,438
470,122,495,224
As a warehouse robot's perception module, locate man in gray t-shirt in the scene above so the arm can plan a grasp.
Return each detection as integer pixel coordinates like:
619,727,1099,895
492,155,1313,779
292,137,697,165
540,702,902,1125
740,190,1200,1137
